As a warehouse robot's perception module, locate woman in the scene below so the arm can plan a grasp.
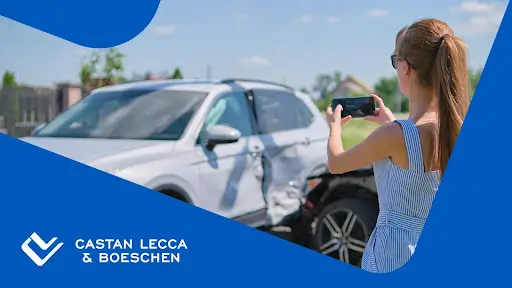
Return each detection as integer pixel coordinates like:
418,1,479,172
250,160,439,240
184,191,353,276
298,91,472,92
326,19,470,273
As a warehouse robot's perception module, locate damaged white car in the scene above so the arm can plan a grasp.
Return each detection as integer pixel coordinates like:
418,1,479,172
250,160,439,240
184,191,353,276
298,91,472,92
23,78,330,227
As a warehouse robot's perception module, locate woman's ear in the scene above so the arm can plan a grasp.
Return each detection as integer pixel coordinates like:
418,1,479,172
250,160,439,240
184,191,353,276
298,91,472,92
402,61,412,77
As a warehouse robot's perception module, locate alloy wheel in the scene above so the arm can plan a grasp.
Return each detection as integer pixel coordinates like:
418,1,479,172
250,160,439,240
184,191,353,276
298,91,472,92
316,208,369,266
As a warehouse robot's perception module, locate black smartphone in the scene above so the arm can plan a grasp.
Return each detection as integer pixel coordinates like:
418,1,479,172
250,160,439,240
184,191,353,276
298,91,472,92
332,97,376,118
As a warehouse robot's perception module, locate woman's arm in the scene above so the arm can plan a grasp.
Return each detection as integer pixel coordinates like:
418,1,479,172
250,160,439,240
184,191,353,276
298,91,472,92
326,96,399,174
327,122,400,174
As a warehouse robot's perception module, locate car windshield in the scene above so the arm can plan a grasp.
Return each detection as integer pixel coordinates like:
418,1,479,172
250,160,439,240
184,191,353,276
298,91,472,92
34,89,207,140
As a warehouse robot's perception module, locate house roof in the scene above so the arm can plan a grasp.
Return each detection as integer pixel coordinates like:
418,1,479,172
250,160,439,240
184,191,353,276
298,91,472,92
331,75,374,96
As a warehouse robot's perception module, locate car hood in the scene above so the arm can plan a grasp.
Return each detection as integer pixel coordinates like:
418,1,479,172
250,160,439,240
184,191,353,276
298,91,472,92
21,137,177,169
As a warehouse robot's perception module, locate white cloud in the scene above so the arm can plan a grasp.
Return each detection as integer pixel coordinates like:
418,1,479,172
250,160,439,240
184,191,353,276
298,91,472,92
366,9,388,17
452,1,507,37
150,24,177,35
456,1,499,13
235,13,251,22
299,14,314,23
239,55,270,66
326,17,340,24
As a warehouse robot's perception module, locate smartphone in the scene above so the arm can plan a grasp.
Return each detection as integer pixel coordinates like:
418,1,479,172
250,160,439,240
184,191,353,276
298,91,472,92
332,97,376,118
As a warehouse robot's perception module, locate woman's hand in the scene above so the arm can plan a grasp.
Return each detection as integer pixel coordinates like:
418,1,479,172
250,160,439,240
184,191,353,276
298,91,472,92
326,104,350,173
326,104,352,129
364,94,396,125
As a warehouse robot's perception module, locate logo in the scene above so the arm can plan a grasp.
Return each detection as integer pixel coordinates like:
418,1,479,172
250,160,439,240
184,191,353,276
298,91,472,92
21,232,64,267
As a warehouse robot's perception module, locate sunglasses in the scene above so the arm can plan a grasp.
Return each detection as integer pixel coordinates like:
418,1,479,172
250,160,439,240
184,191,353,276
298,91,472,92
390,54,416,70
390,54,398,69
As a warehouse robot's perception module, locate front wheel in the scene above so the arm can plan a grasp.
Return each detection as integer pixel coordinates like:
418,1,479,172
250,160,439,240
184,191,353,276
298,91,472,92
312,198,378,267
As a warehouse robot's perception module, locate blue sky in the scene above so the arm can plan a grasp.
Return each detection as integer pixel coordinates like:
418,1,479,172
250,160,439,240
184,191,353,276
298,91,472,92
0,0,507,91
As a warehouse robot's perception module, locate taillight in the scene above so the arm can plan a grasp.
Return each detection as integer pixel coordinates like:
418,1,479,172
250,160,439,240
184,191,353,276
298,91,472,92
303,177,322,196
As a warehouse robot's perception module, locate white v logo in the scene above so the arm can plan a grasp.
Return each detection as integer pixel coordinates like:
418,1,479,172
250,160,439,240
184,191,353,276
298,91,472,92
21,232,64,267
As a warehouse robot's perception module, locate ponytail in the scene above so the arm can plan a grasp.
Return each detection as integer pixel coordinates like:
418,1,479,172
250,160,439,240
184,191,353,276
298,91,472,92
432,34,470,177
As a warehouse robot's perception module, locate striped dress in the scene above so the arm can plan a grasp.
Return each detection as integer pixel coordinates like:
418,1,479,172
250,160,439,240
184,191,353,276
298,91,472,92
361,120,440,273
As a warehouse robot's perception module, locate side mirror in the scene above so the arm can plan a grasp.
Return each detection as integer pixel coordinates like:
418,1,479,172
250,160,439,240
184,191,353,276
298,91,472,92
31,123,46,136
205,124,241,150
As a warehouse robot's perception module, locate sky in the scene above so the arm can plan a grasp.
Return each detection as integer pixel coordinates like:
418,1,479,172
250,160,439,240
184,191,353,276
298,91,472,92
0,0,508,92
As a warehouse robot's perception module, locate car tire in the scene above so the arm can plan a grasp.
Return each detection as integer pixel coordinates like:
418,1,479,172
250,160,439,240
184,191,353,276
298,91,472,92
313,198,378,267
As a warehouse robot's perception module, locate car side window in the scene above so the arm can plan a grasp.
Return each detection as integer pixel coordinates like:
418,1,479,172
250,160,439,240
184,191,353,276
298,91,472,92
253,90,313,134
199,91,254,142
295,96,315,128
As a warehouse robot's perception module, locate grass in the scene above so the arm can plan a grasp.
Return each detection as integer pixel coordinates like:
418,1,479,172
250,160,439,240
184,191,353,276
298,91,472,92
324,113,410,149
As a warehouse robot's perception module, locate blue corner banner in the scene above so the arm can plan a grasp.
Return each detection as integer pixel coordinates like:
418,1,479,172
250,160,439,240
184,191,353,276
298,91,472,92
1,0,511,287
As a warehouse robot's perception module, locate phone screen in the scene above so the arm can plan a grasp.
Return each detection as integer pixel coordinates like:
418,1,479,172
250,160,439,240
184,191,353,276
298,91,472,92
331,97,376,118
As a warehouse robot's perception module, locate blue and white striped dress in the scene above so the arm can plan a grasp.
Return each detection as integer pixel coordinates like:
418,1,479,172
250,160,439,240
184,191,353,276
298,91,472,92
361,120,440,273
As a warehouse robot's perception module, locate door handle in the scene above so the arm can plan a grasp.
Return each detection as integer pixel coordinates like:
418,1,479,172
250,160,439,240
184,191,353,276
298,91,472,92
249,145,264,158
300,137,311,146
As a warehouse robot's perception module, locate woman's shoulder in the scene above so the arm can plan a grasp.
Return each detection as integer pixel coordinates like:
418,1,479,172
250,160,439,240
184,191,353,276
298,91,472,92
363,122,404,159
366,121,405,151
372,121,403,139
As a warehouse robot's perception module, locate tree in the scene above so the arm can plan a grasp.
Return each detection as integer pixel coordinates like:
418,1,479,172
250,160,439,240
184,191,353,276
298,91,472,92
468,68,482,100
171,68,183,79
2,71,19,128
314,96,332,111
2,71,17,87
79,50,100,87
374,76,400,112
79,48,126,91
401,97,409,113
332,70,342,88
102,48,126,83
312,73,333,100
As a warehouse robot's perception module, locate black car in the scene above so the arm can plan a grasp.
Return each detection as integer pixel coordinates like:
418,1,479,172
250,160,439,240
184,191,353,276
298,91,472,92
271,167,378,268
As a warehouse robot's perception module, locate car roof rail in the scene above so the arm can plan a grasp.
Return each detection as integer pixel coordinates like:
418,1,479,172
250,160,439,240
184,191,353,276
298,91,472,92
165,77,210,81
219,78,295,91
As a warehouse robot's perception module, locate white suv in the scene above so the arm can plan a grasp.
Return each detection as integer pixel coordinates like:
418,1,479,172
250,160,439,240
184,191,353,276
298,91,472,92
23,78,329,227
